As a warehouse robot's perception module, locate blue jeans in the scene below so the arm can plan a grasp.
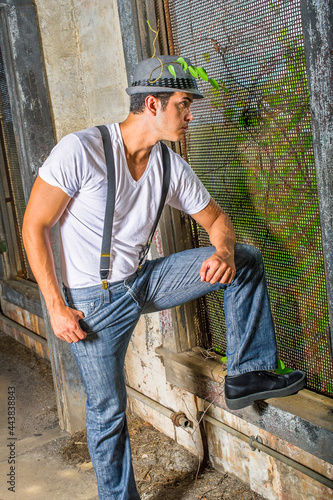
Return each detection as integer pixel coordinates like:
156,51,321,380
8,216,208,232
63,243,277,499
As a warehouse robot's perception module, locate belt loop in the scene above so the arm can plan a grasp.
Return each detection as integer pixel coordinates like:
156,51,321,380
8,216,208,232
103,285,111,304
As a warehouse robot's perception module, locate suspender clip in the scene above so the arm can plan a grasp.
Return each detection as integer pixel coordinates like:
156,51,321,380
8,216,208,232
102,280,108,290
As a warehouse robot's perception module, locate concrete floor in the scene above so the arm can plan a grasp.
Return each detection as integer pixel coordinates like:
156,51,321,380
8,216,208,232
0,332,98,500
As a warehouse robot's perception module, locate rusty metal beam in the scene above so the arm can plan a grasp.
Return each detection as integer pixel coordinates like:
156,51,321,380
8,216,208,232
300,0,333,357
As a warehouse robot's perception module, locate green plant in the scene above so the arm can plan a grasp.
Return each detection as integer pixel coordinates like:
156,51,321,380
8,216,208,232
146,20,220,90
168,56,220,90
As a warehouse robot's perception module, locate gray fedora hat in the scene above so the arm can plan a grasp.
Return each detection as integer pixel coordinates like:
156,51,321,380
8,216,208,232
126,55,204,99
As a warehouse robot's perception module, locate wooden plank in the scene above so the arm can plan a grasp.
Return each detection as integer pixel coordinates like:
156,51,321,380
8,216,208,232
1,279,43,317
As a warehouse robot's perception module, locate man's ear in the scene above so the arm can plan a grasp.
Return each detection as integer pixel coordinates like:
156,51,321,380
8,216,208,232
145,95,160,116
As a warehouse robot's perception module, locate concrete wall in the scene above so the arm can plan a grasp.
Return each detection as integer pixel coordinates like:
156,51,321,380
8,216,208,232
35,0,129,140
125,312,204,458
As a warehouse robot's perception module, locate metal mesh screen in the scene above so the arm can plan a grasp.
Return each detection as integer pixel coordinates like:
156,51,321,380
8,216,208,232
165,0,333,396
0,46,33,280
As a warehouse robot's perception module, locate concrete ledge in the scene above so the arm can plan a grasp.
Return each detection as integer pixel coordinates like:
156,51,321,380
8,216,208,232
156,346,333,466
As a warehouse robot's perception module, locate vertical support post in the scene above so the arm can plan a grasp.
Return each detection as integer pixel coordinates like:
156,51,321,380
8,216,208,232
300,0,333,356
41,227,86,433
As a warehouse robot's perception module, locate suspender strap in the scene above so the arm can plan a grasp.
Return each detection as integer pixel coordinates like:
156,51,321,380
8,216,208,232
97,127,171,287
137,142,171,271
97,125,116,289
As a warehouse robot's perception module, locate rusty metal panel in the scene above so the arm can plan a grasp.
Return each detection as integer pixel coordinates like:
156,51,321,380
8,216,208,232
0,43,30,279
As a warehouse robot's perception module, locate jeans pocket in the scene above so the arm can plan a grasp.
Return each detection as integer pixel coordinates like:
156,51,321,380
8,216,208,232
69,296,105,321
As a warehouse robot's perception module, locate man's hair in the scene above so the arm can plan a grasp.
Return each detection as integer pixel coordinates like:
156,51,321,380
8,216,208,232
129,92,175,114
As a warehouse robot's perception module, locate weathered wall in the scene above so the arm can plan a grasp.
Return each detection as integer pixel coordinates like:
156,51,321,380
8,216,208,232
0,314,49,359
125,312,204,458
35,0,129,140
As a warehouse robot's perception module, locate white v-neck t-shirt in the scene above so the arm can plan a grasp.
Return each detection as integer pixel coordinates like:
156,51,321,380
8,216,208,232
39,123,210,288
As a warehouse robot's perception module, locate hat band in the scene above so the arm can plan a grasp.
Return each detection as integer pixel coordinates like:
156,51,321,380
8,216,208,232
132,77,199,91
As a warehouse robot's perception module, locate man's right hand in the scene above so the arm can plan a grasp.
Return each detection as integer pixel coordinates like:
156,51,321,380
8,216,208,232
49,305,87,343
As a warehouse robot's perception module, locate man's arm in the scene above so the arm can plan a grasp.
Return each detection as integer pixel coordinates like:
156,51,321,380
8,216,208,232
22,176,86,343
191,197,236,285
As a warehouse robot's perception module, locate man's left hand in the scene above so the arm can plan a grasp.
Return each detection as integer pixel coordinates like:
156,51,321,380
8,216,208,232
200,252,236,285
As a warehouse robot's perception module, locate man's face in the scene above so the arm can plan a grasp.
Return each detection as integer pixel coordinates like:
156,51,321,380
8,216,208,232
155,92,194,142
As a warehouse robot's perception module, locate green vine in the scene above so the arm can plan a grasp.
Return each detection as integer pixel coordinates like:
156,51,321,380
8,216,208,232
168,56,220,90
146,20,219,90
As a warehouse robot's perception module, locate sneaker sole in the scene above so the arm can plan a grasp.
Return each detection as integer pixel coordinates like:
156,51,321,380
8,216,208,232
225,373,307,411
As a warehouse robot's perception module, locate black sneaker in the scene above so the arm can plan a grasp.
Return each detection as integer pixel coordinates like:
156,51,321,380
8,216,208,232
224,370,306,410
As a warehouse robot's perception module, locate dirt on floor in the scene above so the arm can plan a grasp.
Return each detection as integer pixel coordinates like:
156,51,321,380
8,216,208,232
62,414,264,500
1,332,263,500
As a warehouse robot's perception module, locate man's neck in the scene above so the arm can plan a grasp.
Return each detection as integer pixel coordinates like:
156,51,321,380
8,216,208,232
119,114,159,181
119,114,159,164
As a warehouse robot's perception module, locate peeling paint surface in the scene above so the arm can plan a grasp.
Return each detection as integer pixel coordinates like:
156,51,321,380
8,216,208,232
208,421,333,500
208,403,333,481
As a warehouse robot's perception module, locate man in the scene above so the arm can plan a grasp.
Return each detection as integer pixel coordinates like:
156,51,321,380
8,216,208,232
22,55,306,499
